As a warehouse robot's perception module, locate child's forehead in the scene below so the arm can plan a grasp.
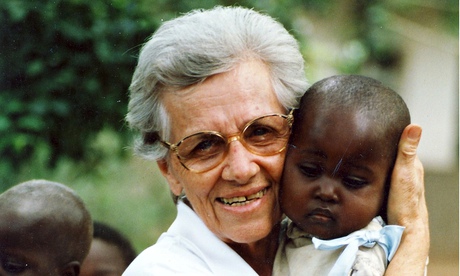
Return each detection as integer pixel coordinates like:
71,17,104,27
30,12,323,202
293,109,389,156
300,93,386,137
0,199,73,241
301,105,374,132
0,210,55,236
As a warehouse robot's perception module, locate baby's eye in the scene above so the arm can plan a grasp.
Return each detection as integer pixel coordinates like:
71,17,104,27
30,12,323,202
343,176,368,189
1,258,28,273
299,163,322,178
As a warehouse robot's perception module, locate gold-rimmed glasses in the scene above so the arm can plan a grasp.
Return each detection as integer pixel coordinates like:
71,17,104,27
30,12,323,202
160,110,294,173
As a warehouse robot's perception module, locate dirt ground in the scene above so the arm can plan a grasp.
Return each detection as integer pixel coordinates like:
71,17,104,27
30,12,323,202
424,171,459,276
427,257,458,275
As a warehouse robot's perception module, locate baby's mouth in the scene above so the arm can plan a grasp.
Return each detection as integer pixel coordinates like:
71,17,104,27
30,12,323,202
218,188,268,206
308,208,334,221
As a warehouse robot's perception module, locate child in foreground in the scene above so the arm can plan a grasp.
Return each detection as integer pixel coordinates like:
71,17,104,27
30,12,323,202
0,179,92,276
274,75,410,275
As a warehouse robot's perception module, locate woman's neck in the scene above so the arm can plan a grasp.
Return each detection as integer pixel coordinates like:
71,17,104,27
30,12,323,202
228,223,281,276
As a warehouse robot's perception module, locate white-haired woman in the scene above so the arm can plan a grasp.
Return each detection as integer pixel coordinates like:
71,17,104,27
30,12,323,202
123,6,429,275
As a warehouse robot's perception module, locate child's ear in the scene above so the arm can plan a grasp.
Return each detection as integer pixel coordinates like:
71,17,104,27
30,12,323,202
59,261,80,276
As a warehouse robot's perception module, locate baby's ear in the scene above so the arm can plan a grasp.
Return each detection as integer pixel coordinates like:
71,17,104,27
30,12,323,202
59,261,80,276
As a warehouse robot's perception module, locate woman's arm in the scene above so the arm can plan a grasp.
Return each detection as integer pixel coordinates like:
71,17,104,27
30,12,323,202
385,124,429,275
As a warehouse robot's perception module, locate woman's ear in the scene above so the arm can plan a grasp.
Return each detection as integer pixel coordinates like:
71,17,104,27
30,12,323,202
59,261,80,276
157,159,183,196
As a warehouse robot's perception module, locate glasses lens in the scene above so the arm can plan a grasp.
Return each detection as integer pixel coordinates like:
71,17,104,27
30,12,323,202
243,115,290,155
176,132,226,172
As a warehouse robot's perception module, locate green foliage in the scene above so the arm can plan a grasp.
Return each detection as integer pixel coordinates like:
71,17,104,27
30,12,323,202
14,129,176,252
0,0,158,187
0,0,310,189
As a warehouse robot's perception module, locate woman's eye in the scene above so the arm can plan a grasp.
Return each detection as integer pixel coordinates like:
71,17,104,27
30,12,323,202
343,176,368,189
189,139,222,158
195,140,216,152
180,135,225,158
299,164,322,178
246,125,275,141
252,125,271,136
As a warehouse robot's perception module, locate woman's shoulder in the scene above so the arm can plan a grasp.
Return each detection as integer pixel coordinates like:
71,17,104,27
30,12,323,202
123,234,213,275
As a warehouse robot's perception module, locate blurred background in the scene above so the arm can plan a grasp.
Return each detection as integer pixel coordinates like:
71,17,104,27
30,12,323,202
1,0,458,274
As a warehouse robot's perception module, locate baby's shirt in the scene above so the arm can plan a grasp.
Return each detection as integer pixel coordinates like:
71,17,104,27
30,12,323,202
273,217,404,276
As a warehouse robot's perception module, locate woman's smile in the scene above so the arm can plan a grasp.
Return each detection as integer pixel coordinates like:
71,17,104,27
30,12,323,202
218,187,269,206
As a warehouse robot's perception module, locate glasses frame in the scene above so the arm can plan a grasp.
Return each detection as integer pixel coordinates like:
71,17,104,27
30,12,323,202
160,109,294,173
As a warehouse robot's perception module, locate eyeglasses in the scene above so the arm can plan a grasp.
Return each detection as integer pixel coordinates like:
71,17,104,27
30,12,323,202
160,110,294,173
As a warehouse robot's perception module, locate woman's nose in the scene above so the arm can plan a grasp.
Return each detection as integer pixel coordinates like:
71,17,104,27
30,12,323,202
221,140,259,184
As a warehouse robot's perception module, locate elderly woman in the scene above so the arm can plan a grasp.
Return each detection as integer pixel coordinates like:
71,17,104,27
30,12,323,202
123,6,428,276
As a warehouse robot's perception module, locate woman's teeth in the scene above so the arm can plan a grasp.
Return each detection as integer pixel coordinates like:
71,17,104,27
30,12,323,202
219,188,268,206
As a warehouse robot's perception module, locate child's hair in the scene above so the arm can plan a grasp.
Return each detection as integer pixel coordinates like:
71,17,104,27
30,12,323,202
294,75,410,220
93,221,137,267
0,179,93,266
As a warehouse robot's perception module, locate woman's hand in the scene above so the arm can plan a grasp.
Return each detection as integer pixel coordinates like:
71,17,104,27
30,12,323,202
386,124,429,275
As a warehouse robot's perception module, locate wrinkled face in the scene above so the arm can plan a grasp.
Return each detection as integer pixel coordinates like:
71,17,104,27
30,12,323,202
80,239,127,276
281,107,388,239
0,216,58,276
158,59,285,245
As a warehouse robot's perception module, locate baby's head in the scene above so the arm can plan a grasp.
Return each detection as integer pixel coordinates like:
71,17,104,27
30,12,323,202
281,75,410,239
0,180,93,275
80,221,137,276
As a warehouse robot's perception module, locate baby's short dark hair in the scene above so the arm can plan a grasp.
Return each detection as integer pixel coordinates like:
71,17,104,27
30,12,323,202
296,75,410,163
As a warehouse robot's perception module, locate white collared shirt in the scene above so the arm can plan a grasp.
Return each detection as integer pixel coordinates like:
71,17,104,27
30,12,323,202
123,201,258,275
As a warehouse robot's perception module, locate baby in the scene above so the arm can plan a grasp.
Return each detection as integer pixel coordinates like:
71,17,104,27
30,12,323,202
275,75,410,275
0,179,92,276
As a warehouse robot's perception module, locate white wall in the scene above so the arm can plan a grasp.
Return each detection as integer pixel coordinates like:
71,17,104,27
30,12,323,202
391,15,459,172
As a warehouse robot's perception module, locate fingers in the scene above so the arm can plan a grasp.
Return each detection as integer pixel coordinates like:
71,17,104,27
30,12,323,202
388,124,426,226
397,124,422,165
399,124,422,156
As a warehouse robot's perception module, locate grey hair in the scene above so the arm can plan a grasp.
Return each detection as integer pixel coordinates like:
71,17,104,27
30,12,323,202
126,6,308,160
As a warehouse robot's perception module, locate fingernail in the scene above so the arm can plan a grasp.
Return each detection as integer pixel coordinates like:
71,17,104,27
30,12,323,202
408,126,422,140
